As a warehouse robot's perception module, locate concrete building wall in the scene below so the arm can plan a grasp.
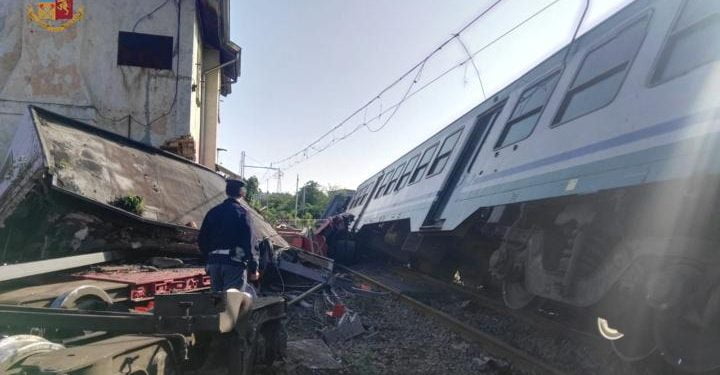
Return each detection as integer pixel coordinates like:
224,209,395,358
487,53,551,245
189,19,203,162
200,47,220,167
0,0,235,168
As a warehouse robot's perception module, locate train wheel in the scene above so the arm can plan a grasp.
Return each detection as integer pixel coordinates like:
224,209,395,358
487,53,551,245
502,280,535,309
654,283,720,372
596,315,656,362
596,285,657,362
0,335,64,371
50,285,113,310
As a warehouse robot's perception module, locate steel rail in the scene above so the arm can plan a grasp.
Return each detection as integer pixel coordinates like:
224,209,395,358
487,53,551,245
394,267,607,350
337,264,568,375
287,282,326,306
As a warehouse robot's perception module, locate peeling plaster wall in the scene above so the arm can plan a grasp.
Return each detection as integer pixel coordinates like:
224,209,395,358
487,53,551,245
0,0,202,158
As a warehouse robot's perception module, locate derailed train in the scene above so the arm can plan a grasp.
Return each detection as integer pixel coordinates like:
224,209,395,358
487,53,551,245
343,0,720,371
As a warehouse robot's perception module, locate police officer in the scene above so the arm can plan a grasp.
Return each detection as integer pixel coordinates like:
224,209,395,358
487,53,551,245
198,178,259,293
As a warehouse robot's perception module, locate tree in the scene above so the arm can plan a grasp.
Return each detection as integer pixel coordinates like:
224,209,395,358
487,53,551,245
250,179,352,227
245,176,260,202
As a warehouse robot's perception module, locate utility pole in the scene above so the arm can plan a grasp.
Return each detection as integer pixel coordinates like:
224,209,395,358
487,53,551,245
240,151,245,178
302,183,306,212
294,174,299,223
243,162,281,193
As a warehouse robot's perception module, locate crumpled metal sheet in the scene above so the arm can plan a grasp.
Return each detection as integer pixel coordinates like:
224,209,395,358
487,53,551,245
0,106,285,265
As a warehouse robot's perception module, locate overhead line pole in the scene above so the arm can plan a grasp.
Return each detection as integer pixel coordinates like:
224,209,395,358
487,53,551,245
243,163,283,193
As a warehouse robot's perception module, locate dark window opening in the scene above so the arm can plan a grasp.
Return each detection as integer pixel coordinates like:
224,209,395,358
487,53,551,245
553,17,649,124
118,31,174,70
652,1,720,84
396,154,420,191
496,71,560,148
384,163,406,195
409,144,438,184
349,189,361,208
375,169,395,199
0,151,13,181
428,129,463,176
351,185,366,208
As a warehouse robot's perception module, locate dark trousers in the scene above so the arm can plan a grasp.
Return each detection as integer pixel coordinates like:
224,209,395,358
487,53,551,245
207,263,246,292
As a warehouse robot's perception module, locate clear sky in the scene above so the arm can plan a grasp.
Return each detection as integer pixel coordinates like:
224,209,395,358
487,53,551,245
219,0,632,193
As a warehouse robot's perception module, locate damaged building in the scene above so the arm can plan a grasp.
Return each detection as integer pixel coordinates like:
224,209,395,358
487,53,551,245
0,0,239,167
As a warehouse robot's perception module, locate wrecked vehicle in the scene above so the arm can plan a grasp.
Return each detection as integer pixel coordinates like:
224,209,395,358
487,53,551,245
0,107,289,374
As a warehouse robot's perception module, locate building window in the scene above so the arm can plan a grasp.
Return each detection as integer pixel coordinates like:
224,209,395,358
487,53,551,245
428,129,463,176
396,154,420,191
496,72,560,148
384,162,406,195
409,144,438,185
118,31,174,70
553,17,649,125
651,1,720,84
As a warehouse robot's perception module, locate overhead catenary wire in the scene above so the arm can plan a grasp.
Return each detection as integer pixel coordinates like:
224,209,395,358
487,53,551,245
271,0,505,168
274,0,570,171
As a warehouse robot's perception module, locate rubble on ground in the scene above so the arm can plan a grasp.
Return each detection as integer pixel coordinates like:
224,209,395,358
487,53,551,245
275,273,516,375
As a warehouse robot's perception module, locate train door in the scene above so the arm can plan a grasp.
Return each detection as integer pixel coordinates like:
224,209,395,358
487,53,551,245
350,173,385,232
422,102,506,229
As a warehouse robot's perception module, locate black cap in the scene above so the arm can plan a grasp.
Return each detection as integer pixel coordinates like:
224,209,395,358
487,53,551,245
226,178,246,197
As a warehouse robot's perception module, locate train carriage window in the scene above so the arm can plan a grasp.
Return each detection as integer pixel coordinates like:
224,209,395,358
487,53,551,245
350,187,363,208
351,186,365,208
359,187,369,206
396,154,420,191
495,71,560,148
651,0,720,84
428,129,463,176
374,169,395,199
384,162,406,195
553,17,649,125
409,144,439,185
349,192,357,208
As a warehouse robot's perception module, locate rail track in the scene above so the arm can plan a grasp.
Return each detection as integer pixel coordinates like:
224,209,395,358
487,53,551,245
337,263,640,375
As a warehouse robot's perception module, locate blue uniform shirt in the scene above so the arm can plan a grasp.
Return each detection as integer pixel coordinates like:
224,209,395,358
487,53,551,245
198,198,253,265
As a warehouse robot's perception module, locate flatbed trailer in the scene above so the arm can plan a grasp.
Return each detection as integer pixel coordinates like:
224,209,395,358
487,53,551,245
0,262,287,374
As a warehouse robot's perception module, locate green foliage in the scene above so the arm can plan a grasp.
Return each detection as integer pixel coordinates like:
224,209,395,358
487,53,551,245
247,177,352,227
110,195,145,215
245,176,260,201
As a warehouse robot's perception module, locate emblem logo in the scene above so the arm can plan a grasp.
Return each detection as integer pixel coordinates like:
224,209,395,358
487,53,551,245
27,0,84,32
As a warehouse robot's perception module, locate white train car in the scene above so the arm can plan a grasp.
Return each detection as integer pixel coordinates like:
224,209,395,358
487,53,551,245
345,0,720,370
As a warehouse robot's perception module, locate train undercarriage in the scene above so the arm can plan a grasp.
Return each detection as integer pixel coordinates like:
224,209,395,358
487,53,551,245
354,174,720,372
